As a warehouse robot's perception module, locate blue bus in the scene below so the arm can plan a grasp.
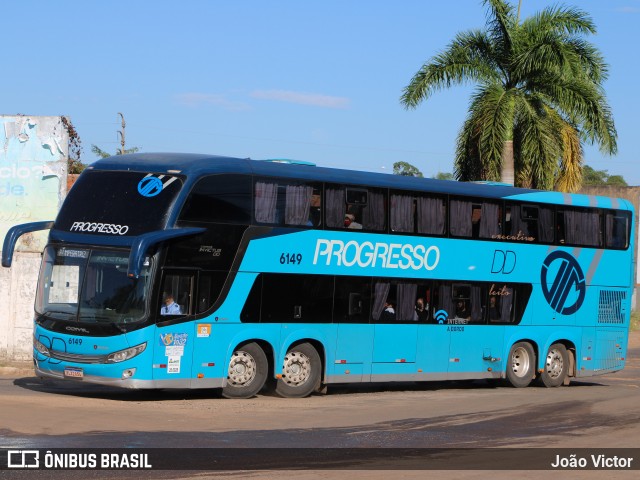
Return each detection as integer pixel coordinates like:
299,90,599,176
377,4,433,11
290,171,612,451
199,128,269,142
2,153,634,398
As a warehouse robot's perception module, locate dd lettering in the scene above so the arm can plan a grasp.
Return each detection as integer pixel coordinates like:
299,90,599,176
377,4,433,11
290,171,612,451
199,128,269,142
491,250,516,274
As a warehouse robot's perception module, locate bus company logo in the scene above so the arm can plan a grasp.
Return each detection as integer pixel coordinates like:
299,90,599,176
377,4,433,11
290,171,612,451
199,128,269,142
313,239,440,271
137,174,177,198
541,251,586,315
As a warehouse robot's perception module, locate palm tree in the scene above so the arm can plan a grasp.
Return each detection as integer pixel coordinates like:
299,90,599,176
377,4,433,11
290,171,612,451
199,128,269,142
401,0,616,191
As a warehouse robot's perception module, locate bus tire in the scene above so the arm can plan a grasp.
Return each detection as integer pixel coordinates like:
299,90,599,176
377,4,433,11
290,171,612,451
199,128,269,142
222,342,268,399
540,343,568,388
506,342,535,388
275,343,322,398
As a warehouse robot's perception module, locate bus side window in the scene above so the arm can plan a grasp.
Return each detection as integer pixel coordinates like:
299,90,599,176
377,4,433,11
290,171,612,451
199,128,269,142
606,212,629,249
487,284,514,323
334,276,371,323
196,271,227,314
159,274,193,317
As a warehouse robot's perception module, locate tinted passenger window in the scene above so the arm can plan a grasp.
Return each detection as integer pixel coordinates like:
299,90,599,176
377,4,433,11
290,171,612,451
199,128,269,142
258,274,333,323
180,174,252,224
195,271,228,314
390,192,445,235
334,276,372,323
504,203,555,243
450,199,500,239
326,185,386,231
254,179,322,227
605,212,629,249
371,279,432,323
431,282,484,324
558,208,602,247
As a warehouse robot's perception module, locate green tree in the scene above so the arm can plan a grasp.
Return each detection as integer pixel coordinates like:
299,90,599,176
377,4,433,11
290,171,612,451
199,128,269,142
401,0,616,192
434,172,455,181
393,161,424,177
582,165,628,186
92,144,140,159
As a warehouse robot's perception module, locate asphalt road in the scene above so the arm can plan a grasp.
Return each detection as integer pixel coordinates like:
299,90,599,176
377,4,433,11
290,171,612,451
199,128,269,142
1,331,639,479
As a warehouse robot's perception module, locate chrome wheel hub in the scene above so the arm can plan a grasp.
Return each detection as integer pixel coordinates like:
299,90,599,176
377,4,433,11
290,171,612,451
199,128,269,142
282,351,311,386
227,351,256,386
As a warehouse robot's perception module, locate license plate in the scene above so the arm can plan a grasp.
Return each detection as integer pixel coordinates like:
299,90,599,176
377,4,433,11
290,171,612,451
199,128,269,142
64,367,84,379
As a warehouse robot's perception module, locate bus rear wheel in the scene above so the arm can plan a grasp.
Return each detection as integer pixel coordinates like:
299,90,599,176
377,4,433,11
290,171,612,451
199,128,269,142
222,342,268,399
540,343,568,388
506,342,535,388
275,343,321,398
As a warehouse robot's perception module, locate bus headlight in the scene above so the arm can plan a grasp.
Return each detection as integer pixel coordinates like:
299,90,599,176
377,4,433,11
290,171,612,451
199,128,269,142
34,337,50,357
106,343,147,363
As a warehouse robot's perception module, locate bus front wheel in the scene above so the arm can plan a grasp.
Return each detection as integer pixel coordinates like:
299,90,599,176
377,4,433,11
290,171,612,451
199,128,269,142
275,343,322,398
539,343,568,388
222,342,268,399
506,342,535,388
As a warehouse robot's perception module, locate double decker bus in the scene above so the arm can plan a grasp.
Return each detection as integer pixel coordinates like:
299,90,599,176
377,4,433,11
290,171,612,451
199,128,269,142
2,153,634,398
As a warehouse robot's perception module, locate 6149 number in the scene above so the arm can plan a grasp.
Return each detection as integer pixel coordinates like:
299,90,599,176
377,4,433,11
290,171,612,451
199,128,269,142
280,252,302,265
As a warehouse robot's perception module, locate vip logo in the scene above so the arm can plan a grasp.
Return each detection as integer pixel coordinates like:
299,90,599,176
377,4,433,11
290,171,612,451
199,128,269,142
541,251,586,315
137,174,177,198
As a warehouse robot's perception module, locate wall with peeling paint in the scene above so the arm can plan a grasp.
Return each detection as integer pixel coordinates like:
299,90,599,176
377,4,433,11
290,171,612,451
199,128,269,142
0,115,68,361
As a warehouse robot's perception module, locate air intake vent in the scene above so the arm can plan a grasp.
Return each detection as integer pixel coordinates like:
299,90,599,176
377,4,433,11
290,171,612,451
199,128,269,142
598,290,626,324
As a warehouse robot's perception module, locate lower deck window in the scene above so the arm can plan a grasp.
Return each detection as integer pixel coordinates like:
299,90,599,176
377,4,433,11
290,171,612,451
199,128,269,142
241,273,531,325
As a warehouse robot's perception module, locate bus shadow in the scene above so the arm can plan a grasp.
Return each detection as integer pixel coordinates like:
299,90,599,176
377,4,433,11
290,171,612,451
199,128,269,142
12,375,608,402
12,375,223,401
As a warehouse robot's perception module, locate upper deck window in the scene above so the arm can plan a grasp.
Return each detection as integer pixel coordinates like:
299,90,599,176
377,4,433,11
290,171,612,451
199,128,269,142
253,178,322,227
605,211,630,249
504,203,555,243
449,198,500,239
390,192,446,235
180,174,252,224
558,208,602,247
325,184,386,231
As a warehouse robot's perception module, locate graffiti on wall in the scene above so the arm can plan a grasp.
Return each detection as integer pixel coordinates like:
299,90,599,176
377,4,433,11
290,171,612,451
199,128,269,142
0,115,68,252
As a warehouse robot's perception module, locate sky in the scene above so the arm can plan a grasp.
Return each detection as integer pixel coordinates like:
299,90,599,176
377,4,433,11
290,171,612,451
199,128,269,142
3,0,640,184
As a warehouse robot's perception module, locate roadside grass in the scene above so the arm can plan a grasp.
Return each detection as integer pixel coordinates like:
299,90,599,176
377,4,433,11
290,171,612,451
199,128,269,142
631,310,640,331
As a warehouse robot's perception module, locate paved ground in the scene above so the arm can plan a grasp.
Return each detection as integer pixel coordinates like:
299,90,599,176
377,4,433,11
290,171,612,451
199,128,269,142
1,330,638,480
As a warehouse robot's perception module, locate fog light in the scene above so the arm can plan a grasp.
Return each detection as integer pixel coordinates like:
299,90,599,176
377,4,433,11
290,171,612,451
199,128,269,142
122,368,136,379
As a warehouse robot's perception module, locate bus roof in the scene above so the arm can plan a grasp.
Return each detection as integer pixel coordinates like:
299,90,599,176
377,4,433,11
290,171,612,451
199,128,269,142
86,153,633,210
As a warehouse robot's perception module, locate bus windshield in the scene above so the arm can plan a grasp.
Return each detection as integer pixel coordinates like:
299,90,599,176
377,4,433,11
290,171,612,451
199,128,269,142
35,246,152,324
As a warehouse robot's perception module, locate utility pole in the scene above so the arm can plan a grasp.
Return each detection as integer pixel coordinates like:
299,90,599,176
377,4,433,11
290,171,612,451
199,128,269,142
117,112,126,155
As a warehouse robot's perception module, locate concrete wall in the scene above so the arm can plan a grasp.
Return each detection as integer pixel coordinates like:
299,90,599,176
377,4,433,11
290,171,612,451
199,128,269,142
580,185,640,311
0,115,68,361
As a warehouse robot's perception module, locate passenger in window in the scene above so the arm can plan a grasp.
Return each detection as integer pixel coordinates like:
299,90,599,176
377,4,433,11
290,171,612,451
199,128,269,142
488,296,501,321
471,206,481,237
308,194,322,226
344,213,363,229
380,299,396,322
161,293,182,315
414,297,429,322
454,300,470,320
